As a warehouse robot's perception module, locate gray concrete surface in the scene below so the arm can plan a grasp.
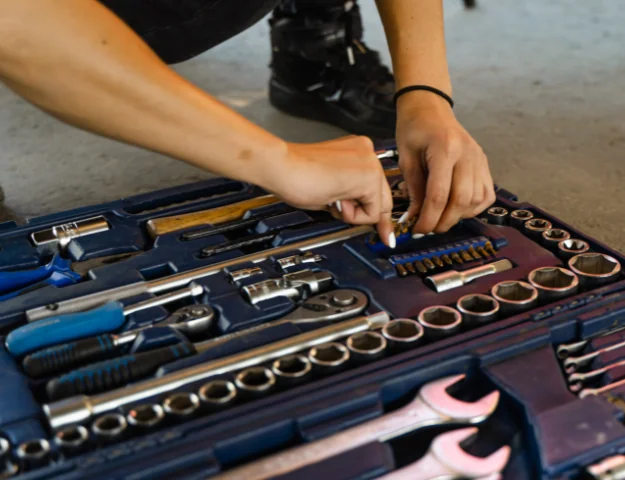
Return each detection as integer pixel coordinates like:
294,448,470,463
0,0,624,251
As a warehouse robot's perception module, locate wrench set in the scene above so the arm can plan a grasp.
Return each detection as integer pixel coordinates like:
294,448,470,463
0,154,623,479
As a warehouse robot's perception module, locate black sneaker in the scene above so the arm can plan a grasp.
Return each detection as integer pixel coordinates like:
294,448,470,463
269,2,395,139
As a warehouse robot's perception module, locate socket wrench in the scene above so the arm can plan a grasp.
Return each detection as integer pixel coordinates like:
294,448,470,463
381,319,424,351
127,404,165,429
486,207,508,225
524,218,552,241
509,209,534,229
528,267,579,303
92,413,128,442
418,306,463,338
242,269,333,305
163,392,201,418
456,294,500,326
235,367,276,397
271,355,312,387
491,281,539,316
16,439,51,471
568,253,621,289
346,331,387,363
425,259,513,293
558,239,590,260
309,343,350,374
54,425,89,456
199,380,237,408
541,228,571,250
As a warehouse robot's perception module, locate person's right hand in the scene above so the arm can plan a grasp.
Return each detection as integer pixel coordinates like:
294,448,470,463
266,136,395,248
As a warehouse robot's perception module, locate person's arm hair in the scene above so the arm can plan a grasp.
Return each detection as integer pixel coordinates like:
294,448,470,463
0,0,286,190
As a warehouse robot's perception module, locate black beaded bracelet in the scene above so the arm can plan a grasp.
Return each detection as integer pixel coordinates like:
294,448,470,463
393,85,454,108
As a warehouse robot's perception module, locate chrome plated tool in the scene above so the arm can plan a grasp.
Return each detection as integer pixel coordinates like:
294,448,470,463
425,260,513,293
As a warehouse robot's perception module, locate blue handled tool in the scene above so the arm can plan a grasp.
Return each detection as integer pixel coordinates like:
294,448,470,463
5,283,204,357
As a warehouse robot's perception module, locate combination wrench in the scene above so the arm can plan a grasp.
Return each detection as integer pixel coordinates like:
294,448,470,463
563,339,625,373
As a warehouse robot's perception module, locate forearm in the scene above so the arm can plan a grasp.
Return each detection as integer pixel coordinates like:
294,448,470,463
0,0,286,188
375,0,452,95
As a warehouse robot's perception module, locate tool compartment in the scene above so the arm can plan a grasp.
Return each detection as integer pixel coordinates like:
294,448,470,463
0,154,623,479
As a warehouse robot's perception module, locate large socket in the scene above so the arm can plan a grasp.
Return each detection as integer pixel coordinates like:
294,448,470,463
456,294,499,326
271,355,312,387
491,281,539,316
127,404,165,429
163,392,201,418
309,343,350,375
346,331,387,363
381,319,424,351
417,306,462,338
92,413,128,442
54,425,89,456
16,439,51,471
568,253,621,289
235,367,276,398
199,380,238,408
528,267,579,303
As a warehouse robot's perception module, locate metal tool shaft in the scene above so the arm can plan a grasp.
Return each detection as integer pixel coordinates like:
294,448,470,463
425,259,513,293
27,226,372,322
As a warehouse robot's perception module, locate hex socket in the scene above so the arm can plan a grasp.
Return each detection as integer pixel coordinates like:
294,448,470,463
92,413,128,442
163,392,201,418
558,239,590,260
417,306,463,338
528,267,579,303
524,218,552,240
235,367,276,398
568,253,622,289
491,281,539,316
510,209,534,228
456,294,500,326
54,425,89,456
199,380,238,408
486,207,509,225
0,437,9,464
16,439,51,471
127,404,165,429
541,228,571,250
381,319,424,351
271,355,312,387
346,331,387,363
309,342,350,375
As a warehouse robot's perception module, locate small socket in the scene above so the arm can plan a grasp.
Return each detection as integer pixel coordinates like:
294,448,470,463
510,209,534,228
528,267,579,303
54,425,89,455
235,367,276,395
417,306,463,338
16,439,51,470
309,343,350,374
382,319,424,351
199,380,238,407
541,228,571,250
491,281,539,316
346,331,387,362
524,218,553,240
92,413,128,440
127,404,165,428
569,253,621,288
558,239,590,260
272,355,312,386
163,392,201,417
486,207,509,225
456,294,499,326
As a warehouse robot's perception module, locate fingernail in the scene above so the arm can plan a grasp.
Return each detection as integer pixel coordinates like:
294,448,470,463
335,201,342,213
427,232,435,236
398,211,409,224
412,233,425,239
388,233,396,249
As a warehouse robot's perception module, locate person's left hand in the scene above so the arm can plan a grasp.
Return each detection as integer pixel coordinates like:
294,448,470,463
395,92,496,234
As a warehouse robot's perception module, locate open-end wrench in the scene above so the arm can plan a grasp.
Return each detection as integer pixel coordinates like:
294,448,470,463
379,428,511,480
579,377,625,399
557,326,625,359
563,339,625,373
568,359,625,386
214,375,500,480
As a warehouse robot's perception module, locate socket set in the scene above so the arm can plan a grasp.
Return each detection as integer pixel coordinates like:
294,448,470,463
0,154,624,479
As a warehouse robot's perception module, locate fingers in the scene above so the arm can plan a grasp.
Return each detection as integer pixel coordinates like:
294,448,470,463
377,173,395,247
398,151,426,224
433,159,474,232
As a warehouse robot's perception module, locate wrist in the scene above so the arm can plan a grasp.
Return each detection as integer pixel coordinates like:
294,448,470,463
396,89,454,115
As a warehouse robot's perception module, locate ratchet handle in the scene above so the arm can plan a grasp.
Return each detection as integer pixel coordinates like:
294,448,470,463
46,342,197,400
23,335,124,378
5,301,126,357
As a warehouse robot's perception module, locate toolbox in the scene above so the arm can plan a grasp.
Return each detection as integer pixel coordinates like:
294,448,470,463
0,149,624,479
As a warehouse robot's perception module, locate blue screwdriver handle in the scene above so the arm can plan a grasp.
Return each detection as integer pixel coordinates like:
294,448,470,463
5,302,127,357
0,254,77,295
0,269,83,302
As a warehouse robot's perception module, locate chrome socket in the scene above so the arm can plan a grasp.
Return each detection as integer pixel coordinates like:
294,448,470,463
16,439,51,471
491,281,539,316
557,239,590,260
163,392,201,418
127,404,165,429
235,367,276,398
308,343,350,375
541,228,571,250
346,331,387,363
456,294,500,326
417,306,463,338
198,380,238,408
92,413,128,443
54,425,89,456
569,253,622,289
528,267,579,303
524,218,552,241
486,207,509,225
0,437,9,465
271,355,312,387
381,319,424,351
510,209,534,229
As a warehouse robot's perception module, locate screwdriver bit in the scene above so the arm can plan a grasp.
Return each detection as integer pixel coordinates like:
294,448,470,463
477,247,489,258
396,264,409,277
461,250,473,262
468,247,481,259
433,256,444,268
451,253,464,264
414,261,428,274
442,255,453,266
485,242,497,256
405,262,417,275
423,258,436,270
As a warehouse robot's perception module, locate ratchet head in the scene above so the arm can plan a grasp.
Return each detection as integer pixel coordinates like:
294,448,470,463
163,304,215,335
420,374,500,423
430,427,511,478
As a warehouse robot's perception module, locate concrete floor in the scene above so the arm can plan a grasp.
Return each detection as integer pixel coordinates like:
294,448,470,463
0,0,624,251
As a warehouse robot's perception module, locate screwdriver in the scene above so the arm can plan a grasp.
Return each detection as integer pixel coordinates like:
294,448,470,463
5,283,204,357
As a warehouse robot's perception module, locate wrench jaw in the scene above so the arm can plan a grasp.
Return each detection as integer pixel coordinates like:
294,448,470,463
419,375,501,423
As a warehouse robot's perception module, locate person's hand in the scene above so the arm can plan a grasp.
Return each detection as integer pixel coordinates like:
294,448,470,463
267,136,395,247
395,92,496,234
